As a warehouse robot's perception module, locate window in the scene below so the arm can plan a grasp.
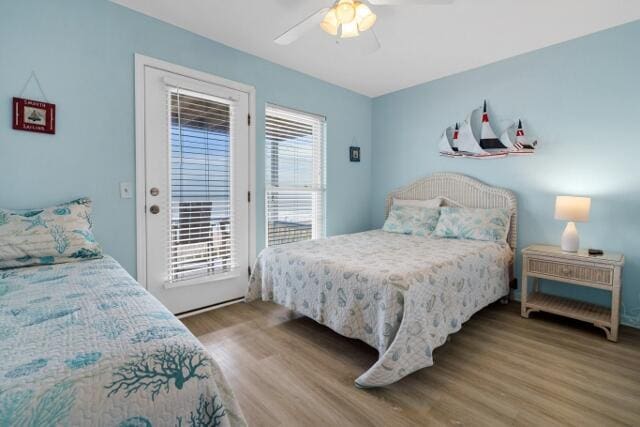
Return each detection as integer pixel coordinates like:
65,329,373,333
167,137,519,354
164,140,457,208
169,87,234,282
265,105,326,247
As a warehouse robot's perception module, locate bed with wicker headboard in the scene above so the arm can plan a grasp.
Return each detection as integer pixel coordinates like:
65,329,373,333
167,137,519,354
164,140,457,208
385,172,518,283
248,172,517,388
385,172,518,250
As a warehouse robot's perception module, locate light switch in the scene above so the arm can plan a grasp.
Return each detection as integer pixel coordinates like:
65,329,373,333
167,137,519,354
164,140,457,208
120,182,132,199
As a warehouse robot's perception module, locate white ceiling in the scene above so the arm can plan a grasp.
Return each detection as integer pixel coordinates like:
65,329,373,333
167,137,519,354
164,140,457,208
111,0,640,97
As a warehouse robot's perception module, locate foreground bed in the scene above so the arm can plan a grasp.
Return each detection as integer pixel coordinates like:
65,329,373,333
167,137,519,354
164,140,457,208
0,256,246,426
247,173,517,387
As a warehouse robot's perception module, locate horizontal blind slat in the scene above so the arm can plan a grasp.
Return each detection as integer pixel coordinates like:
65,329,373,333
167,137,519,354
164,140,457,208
168,87,237,282
265,104,325,248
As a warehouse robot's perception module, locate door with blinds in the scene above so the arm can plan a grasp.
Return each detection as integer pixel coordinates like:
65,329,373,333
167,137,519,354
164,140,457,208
143,65,250,314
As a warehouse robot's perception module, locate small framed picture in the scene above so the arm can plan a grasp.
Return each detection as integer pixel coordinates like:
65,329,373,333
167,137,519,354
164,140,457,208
12,97,56,134
349,146,360,162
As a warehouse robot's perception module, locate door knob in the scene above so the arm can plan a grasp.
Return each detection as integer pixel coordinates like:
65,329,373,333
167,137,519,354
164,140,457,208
150,187,159,196
149,205,160,214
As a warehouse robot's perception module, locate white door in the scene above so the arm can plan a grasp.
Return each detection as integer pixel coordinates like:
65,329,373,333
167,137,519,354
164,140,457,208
142,65,250,314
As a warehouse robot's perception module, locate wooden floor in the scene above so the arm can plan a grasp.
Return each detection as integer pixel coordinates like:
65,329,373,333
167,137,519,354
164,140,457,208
182,301,640,427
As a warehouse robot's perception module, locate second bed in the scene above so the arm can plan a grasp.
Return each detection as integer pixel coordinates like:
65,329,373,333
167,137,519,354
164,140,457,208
248,173,517,387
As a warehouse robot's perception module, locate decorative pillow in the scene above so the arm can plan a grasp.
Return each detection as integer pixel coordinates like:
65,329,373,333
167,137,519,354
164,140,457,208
393,197,442,209
383,205,441,237
0,198,103,269
432,207,511,242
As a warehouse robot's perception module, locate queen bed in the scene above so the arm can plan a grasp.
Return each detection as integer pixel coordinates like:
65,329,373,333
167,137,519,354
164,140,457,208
247,173,517,388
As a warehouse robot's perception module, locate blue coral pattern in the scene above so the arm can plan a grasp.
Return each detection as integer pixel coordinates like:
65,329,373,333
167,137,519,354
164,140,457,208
433,207,511,242
0,256,246,426
0,198,103,268
382,206,440,237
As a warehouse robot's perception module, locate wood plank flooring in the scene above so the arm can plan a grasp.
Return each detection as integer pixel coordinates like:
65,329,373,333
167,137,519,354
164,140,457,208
182,301,640,427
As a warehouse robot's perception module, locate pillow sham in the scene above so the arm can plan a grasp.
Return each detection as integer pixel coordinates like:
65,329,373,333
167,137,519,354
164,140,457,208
383,205,441,237
432,207,511,242
393,197,442,209
0,197,103,269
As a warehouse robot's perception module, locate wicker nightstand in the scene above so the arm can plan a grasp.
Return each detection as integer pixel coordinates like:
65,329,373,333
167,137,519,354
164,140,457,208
521,245,624,341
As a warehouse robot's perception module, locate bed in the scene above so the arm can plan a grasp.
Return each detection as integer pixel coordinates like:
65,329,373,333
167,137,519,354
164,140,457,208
0,255,246,426
247,172,517,388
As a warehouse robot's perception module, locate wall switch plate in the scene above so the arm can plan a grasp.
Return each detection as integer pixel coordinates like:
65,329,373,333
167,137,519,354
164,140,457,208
120,182,132,199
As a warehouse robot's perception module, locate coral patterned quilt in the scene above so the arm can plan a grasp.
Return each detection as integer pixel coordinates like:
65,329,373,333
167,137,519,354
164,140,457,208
0,256,246,426
247,230,512,388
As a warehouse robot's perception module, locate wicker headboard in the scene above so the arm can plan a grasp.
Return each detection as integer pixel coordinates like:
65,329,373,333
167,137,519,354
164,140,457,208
385,172,518,251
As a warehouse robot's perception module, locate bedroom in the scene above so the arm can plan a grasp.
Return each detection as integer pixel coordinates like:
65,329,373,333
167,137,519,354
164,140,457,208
0,0,639,425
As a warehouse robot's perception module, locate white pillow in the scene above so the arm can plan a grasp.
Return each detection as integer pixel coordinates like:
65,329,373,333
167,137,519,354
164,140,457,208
393,197,442,209
0,198,103,269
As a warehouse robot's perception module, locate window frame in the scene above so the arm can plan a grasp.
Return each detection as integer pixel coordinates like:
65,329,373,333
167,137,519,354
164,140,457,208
264,103,326,247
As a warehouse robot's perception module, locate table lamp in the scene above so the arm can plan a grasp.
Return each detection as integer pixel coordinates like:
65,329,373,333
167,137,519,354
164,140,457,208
554,196,591,252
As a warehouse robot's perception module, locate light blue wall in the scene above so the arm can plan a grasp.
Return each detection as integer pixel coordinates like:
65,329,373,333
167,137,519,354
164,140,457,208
0,0,372,275
2,1,638,328
372,21,640,327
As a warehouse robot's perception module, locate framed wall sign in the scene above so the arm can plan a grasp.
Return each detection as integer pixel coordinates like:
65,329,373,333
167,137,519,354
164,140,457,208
349,146,360,162
12,97,56,134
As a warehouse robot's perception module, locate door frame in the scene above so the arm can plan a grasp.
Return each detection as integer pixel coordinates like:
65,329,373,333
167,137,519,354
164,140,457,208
134,54,256,291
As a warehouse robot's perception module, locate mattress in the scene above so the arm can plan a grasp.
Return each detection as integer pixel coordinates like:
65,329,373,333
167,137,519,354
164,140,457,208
247,230,512,387
0,256,246,426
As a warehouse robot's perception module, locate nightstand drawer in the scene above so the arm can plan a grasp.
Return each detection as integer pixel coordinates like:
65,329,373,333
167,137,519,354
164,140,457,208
527,258,613,286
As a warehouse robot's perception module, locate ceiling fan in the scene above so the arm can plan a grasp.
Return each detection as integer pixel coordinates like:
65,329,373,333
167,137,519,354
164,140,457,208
274,0,454,51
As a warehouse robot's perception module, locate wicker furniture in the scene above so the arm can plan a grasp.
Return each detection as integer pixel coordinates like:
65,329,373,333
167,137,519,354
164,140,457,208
385,172,518,251
521,245,624,341
386,172,518,286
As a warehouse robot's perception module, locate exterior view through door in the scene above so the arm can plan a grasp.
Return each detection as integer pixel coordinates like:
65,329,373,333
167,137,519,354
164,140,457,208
137,56,252,315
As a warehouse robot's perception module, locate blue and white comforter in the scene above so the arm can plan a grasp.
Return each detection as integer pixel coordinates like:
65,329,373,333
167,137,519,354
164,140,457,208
0,256,246,426
248,230,512,388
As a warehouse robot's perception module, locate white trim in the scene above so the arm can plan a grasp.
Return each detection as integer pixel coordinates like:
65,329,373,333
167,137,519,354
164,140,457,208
266,102,326,122
134,53,256,288
163,270,241,290
175,297,245,320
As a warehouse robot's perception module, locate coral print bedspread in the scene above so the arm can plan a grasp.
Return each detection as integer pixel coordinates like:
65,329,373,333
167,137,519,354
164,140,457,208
247,230,512,388
0,256,246,426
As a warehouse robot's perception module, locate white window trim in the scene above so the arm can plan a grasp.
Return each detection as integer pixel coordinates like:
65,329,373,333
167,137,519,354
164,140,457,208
264,103,326,247
135,54,256,289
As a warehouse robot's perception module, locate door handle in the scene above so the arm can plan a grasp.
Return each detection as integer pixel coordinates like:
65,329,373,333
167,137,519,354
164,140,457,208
149,205,160,214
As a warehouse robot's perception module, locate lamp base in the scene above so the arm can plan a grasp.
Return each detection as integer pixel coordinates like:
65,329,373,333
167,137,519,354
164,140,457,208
561,221,579,252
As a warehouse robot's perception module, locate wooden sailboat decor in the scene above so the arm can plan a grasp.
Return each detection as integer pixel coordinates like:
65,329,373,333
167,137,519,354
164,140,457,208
439,100,538,159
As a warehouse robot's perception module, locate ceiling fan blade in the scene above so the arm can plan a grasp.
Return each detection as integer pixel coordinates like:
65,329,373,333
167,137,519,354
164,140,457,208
367,0,453,5
274,8,330,45
362,29,381,55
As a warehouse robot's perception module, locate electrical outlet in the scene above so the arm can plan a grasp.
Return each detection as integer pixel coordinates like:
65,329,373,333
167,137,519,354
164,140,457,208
120,182,132,199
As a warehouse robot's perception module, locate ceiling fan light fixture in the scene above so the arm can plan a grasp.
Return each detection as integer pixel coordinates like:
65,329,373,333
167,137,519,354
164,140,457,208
336,0,356,24
320,7,339,35
354,2,376,32
340,19,360,38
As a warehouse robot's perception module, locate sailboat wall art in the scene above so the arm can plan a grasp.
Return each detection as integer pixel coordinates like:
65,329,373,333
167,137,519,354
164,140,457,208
438,100,538,159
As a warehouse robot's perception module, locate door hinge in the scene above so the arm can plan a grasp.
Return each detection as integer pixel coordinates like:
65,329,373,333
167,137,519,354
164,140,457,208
247,114,251,126
248,266,252,277
247,191,251,203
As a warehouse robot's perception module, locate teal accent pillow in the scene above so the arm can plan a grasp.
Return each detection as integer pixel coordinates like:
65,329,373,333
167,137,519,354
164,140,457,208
382,206,441,237
0,198,103,269
432,207,511,242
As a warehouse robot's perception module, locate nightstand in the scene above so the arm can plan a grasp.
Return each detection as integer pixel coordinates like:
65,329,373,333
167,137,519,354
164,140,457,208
521,245,624,341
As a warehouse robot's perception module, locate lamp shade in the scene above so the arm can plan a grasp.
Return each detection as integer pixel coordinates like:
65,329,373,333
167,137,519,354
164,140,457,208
320,8,339,35
554,196,591,222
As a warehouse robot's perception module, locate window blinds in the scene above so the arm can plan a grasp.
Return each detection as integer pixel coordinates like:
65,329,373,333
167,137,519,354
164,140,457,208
168,87,237,282
265,105,326,247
